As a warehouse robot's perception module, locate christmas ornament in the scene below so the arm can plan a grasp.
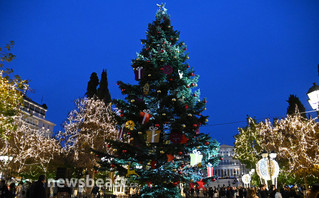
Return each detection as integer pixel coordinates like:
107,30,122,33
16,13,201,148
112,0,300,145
143,83,150,95
134,67,144,81
197,179,206,190
167,154,174,162
163,65,173,74
157,90,161,93
126,163,140,177
207,165,214,177
178,70,183,79
148,74,151,77
190,150,203,166
130,99,135,103
146,126,161,143
125,120,135,130
118,124,125,140
180,134,189,144
172,98,176,101
140,109,152,124
170,131,182,143
151,160,157,169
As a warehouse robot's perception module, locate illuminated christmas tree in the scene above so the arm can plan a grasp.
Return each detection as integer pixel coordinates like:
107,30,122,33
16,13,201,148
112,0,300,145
94,4,220,197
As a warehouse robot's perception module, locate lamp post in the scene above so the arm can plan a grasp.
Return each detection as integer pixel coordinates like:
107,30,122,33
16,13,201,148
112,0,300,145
0,155,13,180
307,83,319,115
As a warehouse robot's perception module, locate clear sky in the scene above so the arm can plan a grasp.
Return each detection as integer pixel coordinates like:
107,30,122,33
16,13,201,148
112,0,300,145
1,0,318,145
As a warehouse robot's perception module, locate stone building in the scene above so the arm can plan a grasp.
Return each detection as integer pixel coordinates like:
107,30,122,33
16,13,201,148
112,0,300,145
20,96,55,137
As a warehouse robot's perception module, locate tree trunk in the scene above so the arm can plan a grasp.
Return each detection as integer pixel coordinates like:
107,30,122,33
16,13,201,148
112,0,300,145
303,174,308,198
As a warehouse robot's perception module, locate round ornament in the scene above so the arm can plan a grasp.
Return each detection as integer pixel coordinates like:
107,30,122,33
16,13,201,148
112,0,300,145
170,131,183,143
163,65,173,74
125,120,135,130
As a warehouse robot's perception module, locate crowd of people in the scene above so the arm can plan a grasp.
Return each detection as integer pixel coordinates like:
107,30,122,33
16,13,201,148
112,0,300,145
185,184,319,198
1,176,319,198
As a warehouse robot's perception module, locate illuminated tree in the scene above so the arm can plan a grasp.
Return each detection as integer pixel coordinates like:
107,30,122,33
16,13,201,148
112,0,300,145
234,117,265,169
0,116,61,175
234,112,319,187
94,5,220,197
58,97,118,170
0,41,29,137
263,112,319,189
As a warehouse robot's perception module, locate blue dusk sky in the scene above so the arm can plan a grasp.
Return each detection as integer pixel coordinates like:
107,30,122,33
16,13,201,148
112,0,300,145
1,1,318,145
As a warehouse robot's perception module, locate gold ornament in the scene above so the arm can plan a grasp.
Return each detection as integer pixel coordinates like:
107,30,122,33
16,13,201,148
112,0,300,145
138,131,143,135
205,119,209,122
162,113,166,116
168,26,171,28
174,56,177,59
182,124,186,128
196,146,200,149
113,149,117,152
157,90,161,93
143,83,150,95
131,99,135,103
148,74,152,77
188,114,192,117
136,58,140,60
161,59,164,62
172,98,176,101
160,151,165,154
176,38,179,41
204,108,207,110
130,137,134,141
186,56,189,59
125,120,135,130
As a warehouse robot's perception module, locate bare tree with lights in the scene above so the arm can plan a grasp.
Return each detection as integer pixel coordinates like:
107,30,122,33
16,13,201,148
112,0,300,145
0,116,61,175
58,97,118,170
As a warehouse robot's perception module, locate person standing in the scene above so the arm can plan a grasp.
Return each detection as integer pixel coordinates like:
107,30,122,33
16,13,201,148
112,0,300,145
8,183,16,198
275,189,282,198
29,175,47,198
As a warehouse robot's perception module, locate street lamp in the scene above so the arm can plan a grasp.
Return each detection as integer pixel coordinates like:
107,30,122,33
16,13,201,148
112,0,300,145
307,83,319,114
256,151,279,189
0,155,13,179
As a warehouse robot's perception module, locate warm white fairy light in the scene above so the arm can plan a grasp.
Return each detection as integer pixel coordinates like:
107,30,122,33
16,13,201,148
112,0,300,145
0,115,61,174
57,98,118,167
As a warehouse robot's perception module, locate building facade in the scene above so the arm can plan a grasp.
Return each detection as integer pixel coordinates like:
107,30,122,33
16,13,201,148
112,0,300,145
214,144,247,178
20,96,55,137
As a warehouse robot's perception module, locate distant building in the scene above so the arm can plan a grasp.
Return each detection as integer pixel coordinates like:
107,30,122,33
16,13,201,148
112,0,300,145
214,144,247,178
208,144,248,187
20,96,55,137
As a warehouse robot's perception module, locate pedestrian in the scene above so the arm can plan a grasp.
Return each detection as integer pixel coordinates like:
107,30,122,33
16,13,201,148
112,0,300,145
196,187,200,198
8,182,16,198
29,175,47,198
247,188,258,198
258,185,268,198
275,188,282,198
0,179,9,198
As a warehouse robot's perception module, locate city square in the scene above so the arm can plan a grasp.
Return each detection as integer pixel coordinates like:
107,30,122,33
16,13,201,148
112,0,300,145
0,1,318,198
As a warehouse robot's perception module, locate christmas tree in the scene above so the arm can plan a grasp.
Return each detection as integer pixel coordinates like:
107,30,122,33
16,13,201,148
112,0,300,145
95,4,220,197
